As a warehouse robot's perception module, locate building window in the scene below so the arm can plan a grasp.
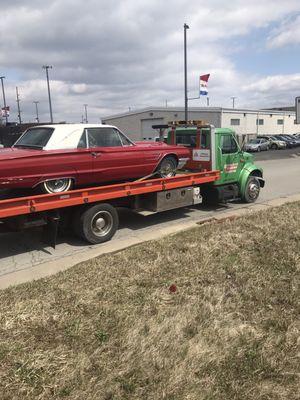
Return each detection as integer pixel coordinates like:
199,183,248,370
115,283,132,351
230,118,240,126
277,119,284,125
256,119,264,125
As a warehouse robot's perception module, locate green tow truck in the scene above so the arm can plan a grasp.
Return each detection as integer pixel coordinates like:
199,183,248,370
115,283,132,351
154,121,265,204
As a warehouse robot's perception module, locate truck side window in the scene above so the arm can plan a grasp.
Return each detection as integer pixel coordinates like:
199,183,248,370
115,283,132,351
221,135,238,154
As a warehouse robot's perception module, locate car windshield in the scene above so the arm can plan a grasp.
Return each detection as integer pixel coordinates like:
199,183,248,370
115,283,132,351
248,139,260,144
14,128,54,149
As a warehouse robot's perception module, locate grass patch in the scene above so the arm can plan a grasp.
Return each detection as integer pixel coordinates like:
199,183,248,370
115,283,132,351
0,202,299,399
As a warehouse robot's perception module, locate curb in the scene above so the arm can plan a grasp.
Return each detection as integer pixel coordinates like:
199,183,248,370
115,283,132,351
1,193,300,289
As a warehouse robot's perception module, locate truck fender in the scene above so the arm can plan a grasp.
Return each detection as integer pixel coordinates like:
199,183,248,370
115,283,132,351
239,165,265,196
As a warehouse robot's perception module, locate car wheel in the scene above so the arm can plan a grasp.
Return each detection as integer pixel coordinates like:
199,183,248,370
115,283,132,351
257,147,261,152
74,203,119,244
271,143,278,150
41,178,73,194
157,156,178,178
243,177,260,203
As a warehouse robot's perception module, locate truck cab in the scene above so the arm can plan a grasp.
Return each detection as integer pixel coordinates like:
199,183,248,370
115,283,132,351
164,121,264,203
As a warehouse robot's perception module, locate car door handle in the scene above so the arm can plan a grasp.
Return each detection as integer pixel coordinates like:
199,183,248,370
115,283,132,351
91,152,101,158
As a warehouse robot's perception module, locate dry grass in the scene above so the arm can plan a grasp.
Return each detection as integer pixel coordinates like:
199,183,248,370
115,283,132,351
0,202,300,400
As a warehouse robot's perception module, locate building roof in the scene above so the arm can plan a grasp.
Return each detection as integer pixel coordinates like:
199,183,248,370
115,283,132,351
103,106,295,120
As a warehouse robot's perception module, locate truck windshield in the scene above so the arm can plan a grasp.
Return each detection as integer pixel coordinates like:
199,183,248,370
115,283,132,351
14,128,54,149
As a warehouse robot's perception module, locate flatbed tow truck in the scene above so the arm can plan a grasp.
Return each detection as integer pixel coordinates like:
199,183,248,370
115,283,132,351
0,122,264,247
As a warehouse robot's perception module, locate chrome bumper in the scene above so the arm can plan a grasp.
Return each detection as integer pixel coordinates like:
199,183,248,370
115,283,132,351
178,157,189,169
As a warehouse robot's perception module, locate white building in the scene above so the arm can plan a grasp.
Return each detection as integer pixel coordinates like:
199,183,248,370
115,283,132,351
102,107,298,142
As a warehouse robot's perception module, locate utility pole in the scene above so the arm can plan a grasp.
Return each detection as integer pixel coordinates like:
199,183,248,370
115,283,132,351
83,104,88,123
42,65,53,123
16,86,22,124
33,101,40,123
231,96,237,109
184,23,189,123
0,76,8,125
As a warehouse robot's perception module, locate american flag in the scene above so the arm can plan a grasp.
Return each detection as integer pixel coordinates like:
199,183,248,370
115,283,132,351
199,74,210,96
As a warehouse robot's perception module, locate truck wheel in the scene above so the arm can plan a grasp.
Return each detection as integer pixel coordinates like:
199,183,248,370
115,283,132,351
157,156,178,178
74,203,119,244
243,177,260,203
41,178,73,194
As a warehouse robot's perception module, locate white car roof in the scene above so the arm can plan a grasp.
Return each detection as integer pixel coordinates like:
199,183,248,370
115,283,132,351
27,123,118,150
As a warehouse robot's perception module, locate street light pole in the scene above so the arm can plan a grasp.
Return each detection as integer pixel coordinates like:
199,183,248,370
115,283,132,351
84,104,88,123
184,23,189,123
33,101,40,123
42,65,53,123
16,86,22,124
0,76,8,125
231,96,237,109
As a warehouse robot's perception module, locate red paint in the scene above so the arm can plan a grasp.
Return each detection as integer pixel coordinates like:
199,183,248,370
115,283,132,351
0,142,190,190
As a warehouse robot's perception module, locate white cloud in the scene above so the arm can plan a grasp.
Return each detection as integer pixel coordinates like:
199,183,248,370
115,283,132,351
268,15,300,48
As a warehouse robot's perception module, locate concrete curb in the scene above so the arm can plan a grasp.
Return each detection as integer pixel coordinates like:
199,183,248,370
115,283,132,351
1,193,300,289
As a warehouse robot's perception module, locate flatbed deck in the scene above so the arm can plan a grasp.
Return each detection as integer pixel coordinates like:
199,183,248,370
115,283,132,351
0,171,220,219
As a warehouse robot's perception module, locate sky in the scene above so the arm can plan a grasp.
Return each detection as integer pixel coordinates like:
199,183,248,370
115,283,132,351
0,0,300,123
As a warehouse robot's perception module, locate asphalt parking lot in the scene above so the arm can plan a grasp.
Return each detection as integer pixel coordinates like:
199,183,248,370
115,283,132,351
253,146,300,161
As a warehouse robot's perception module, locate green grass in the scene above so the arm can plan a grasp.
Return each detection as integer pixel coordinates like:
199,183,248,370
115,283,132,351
0,202,299,399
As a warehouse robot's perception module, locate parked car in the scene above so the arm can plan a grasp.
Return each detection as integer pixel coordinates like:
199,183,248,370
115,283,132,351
243,138,269,152
276,135,298,148
257,135,286,150
283,134,300,146
0,124,190,193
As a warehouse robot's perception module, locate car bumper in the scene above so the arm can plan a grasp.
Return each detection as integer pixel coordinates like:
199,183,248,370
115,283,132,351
178,157,189,169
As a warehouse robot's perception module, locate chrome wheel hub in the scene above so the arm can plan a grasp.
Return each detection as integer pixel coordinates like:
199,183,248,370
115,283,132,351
91,211,113,237
248,182,259,199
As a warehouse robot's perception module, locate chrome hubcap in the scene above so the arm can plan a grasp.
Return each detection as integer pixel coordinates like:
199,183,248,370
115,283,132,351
45,179,70,193
161,162,174,177
248,182,260,199
91,211,113,237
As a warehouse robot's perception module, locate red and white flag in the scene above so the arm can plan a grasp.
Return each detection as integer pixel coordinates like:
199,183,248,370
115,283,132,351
199,74,210,96
1,106,10,117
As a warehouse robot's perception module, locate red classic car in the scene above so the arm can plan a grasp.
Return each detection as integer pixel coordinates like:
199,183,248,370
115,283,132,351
0,124,190,193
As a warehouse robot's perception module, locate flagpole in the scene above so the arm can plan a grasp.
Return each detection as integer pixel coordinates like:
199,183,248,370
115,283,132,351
184,23,189,123
0,76,8,125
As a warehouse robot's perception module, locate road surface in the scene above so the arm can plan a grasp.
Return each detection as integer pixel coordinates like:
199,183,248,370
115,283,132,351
0,150,299,283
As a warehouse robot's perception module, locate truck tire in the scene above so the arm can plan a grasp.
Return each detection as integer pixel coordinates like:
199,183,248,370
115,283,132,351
243,177,260,203
74,203,119,244
157,156,178,178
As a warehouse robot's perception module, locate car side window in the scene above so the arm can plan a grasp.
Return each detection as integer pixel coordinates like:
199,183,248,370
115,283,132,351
117,130,133,146
77,131,87,148
221,135,238,154
86,128,122,147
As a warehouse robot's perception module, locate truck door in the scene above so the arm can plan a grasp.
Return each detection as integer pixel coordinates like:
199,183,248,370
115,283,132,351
219,134,243,183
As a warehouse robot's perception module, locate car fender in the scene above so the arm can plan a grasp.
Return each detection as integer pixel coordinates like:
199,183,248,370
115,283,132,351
152,152,179,173
239,163,265,195
33,171,77,188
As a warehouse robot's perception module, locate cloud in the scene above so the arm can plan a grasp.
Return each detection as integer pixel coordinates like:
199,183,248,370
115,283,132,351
268,15,300,48
0,0,299,123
